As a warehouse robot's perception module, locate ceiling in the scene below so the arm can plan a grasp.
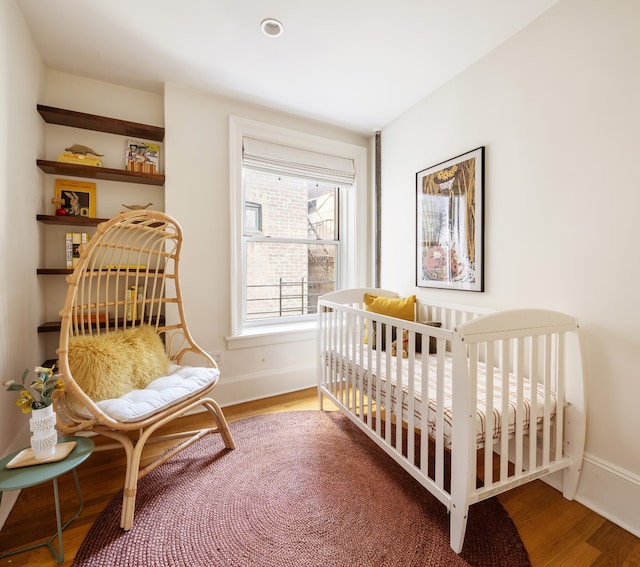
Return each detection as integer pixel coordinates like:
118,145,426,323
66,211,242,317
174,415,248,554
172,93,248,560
16,0,559,134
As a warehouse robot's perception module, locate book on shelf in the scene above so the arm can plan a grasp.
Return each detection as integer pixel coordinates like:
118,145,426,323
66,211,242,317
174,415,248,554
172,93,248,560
55,178,96,217
65,232,73,268
125,140,159,174
66,232,89,268
80,312,107,324
126,284,145,321
57,152,103,167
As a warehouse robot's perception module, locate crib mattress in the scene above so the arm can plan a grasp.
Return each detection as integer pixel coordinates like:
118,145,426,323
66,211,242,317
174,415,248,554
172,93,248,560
323,350,557,447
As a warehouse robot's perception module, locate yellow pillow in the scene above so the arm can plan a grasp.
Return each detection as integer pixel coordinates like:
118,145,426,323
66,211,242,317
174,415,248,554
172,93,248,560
364,293,416,321
68,325,171,402
363,293,416,347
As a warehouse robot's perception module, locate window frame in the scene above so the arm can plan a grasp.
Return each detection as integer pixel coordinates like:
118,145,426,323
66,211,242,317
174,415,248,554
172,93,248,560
229,116,368,340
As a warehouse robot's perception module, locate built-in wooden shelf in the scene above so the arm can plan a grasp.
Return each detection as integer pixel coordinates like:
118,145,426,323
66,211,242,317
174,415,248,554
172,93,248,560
37,267,164,275
37,104,165,142
37,321,64,333
37,268,73,275
36,105,166,337
36,160,165,186
36,214,109,226
38,316,166,334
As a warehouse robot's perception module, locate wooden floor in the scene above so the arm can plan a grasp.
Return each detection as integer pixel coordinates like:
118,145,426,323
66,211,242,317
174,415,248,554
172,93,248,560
1,388,638,566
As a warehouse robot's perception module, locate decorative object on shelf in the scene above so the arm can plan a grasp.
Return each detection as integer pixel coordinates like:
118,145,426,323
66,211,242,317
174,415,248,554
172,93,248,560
56,143,104,168
121,202,153,210
55,178,96,217
65,144,104,156
3,365,64,460
125,140,159,174
51,195,67,216
57,144,103,167
416,146,485,292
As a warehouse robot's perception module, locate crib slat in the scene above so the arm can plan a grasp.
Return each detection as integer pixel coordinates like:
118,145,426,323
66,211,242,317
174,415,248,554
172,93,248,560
384,324,393,445
357,314,365,422
542,334,552,467
435,345,446,490
406,328,416,466
365,318,374,427
555,333,566,462
514,337,525,477
394,324,403,452
484,341,495,488
528,336,539,471
348,313,357,415
420,340,430,478
500,340,510,482
334,310,341,401
374,320,382,438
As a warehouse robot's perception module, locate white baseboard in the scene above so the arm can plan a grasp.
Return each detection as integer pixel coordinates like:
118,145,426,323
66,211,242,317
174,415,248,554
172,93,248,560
576,453,640,538
214,363,317,408
543,452,640,539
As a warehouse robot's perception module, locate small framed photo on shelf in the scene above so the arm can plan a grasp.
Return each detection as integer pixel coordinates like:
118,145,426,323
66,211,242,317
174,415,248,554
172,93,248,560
416,146,484,292
55,179,96,217
125,140,160,174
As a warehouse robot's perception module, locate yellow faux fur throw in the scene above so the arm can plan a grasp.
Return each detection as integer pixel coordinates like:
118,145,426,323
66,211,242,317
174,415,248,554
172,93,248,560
68,325,171,401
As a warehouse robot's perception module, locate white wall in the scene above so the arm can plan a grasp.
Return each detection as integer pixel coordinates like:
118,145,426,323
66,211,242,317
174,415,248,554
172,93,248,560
380,0,640,535
164,83,370,405
0,0,45,525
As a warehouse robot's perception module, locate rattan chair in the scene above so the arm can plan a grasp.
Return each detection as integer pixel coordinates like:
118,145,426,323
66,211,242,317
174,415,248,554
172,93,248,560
54,210,235,530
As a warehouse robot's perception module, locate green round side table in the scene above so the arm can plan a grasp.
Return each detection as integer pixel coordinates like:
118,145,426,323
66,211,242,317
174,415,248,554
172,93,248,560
0,435,94,564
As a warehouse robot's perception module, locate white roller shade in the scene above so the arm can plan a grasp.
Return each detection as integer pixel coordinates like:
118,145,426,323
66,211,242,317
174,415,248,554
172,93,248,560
243,137,355,185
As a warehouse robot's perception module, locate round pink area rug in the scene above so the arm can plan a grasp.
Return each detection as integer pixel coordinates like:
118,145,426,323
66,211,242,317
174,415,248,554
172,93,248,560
72,411,529,566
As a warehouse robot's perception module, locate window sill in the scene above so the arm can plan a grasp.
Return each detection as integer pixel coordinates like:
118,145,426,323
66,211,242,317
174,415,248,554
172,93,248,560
226,321,317,350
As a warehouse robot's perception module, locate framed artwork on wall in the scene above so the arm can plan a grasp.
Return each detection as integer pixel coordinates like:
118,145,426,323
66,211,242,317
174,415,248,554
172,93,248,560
416,147,484,292
55,178,96,217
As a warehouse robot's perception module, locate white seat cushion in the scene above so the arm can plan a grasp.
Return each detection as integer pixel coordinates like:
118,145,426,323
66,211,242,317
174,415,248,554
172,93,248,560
95,364,220,423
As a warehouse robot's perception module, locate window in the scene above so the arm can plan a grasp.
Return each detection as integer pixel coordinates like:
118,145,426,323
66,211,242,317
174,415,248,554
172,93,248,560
229,117,368,338
244,202,262,234
243,170,342,322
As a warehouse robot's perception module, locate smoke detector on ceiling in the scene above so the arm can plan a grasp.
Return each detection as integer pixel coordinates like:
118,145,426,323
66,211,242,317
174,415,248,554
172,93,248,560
261,19,284,37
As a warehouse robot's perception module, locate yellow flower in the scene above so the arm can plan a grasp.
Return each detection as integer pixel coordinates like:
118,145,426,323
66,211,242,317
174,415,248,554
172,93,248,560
16,391,34,413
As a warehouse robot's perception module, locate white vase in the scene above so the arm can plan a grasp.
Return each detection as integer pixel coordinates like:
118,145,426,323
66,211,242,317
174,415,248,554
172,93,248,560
29,405,58,460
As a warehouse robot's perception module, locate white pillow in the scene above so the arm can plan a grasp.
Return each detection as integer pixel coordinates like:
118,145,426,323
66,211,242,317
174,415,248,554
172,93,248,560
95,364,220,422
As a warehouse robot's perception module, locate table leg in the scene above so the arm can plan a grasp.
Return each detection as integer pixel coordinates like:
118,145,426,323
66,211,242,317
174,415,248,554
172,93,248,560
45,468,84,563
0,469,84,564
48,477,64,563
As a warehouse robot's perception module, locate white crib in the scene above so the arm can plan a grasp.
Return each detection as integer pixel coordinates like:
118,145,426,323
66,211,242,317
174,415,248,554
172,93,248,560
317,288,586,553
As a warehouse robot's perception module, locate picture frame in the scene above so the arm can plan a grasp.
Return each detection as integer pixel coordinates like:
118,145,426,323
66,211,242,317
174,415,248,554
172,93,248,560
416,147,484,291
55,178,96,218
